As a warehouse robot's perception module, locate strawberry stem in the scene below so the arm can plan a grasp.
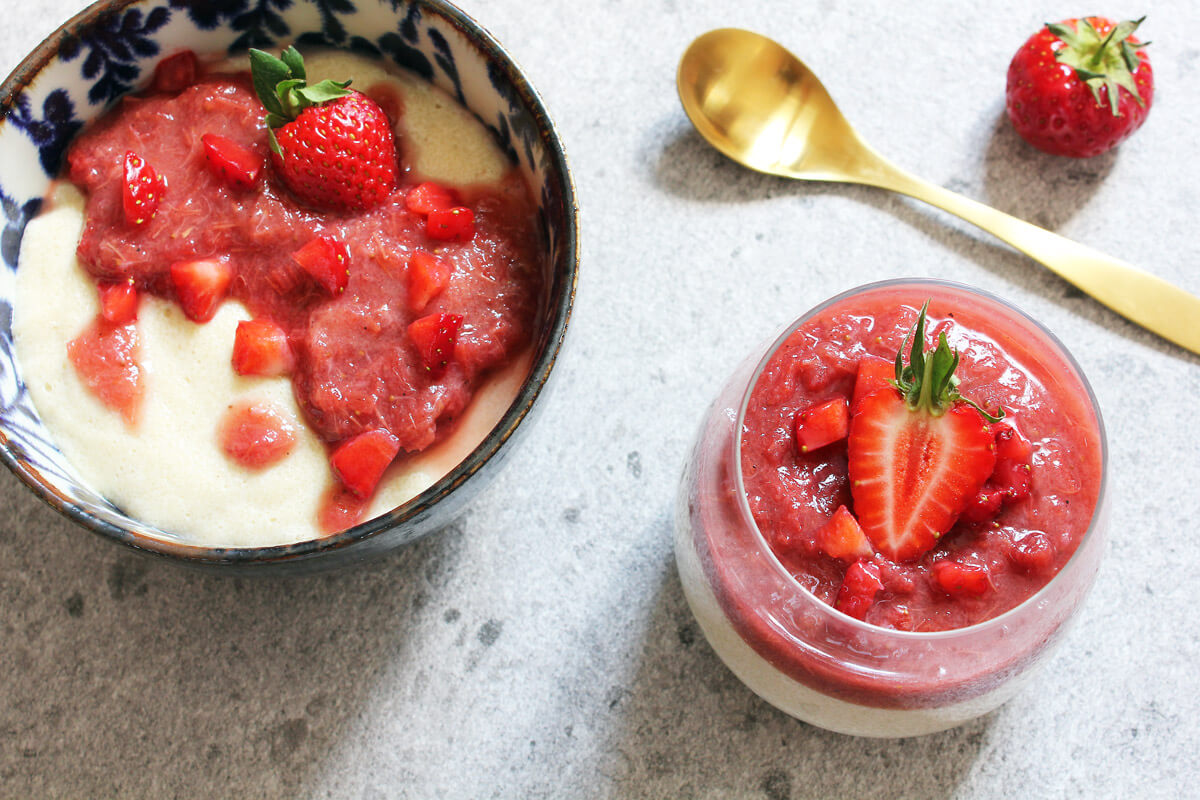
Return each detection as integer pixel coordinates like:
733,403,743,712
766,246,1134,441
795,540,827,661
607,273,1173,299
891,301,1004,422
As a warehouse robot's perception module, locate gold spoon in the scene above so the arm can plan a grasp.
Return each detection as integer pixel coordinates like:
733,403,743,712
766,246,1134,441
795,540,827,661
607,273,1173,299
678,28,1200,356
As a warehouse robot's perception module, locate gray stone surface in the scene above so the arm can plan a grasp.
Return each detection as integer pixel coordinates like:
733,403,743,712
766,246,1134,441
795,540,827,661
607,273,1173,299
2,1,1198,797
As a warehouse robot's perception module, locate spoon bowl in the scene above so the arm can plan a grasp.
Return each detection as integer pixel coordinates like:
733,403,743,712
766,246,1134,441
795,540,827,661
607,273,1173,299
678,28,880,183
677,28,1200,356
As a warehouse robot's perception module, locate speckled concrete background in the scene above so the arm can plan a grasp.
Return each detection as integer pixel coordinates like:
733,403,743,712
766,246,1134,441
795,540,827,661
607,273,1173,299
2,1,1198,797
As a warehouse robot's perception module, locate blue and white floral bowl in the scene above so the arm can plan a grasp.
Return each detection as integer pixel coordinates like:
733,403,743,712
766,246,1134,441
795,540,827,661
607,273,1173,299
0,0,578,571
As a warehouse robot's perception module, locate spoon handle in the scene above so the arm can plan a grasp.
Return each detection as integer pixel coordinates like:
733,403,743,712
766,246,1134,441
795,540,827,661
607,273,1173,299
868,164,1200,355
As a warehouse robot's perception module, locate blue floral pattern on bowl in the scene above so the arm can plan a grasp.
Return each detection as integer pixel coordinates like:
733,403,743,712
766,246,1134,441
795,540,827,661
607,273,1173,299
0,0,577,568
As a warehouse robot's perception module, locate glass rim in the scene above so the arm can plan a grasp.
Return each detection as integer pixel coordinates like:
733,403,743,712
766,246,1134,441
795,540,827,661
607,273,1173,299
731,277,1110,641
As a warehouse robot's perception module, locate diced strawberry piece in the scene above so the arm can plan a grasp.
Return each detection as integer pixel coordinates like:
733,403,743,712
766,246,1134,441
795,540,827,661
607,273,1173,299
169,258,233,323
318,485,369,534
122,151,166,226
815,505,873,562
991,424,1034,501
851,354,895,414
993,423,1033,463
330,428,401,499
426,206,475,242
406,250,451,312
232,318,293,376
834,560,884,620
98,281,138,325
151,50,199,93
932,560,992,598
405,182,457,215
292,234,351,295
408,312,463,378
201,133,262,190
1009,531,1056,576
67,321,143,427
960,486,1005,525
794,397,849,454
219,400,297,470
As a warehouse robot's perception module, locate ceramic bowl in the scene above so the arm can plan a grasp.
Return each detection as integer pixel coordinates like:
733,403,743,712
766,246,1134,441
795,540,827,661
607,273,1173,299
0,0,578,571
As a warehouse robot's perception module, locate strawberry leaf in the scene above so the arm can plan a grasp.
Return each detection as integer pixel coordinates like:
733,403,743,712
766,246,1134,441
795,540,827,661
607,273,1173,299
248,48,289,117
279,45,306,81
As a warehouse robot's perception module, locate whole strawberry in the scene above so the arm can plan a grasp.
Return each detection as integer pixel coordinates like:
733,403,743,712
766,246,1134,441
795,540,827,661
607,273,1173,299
250,47,398,211
1006,17,1152,158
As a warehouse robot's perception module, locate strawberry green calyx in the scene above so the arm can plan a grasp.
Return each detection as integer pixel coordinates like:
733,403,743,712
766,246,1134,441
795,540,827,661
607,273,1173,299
892,301,1004,422
249,47,353,155
1047,17,1150,114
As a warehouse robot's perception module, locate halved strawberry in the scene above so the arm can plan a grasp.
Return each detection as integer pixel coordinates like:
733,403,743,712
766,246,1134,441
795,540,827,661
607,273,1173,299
232,318,293,376
330,428,401,499
201,133,262,190
219,400,297,469
406,182,457,215
426,206,475,242
834,560,884,620
408,312,463,378
794,397,849,454
122,151,166,226
170,258,233,323
932,560,992,598
292,234,351,295
406,250,451,312
851,354,894,415
151,50,199,93
98,281,138,325
847,302,1001,562
815,505,873,562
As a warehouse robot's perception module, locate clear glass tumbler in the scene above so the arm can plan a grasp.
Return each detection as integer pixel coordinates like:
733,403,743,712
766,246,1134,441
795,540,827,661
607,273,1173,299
674,279,1109,737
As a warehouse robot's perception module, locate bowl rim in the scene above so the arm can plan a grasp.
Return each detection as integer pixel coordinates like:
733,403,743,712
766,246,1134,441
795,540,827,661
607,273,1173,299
0,0,580,566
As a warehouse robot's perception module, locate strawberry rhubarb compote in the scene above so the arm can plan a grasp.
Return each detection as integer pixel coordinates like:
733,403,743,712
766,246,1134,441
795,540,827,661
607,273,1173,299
675,280,1108,737
14,50,542,547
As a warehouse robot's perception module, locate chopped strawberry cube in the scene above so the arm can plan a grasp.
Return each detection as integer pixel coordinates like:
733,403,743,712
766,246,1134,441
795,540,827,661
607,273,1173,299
960,486,1005,525
834,560,884,620
219,400,297,470
794,397,849,454
405,182,457,215
201,133,262,190
318,485,369,534
169,258,233,323
426,206,475,242
232,318,293,376
991,424,1034,501
98,281,138,325
292,234,351,295
994,423,1033,463
67,320,143,428
1009,531,1056,576
406,250,451,312
330,428,402,499
815,505,873,562
151,50,199,93
932,560,992,598
122,151,166,226
851,354,895,414
408,312,463,378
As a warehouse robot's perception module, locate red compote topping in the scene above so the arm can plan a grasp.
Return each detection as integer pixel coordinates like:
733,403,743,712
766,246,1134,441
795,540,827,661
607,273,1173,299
61,48,542,532
740,294,1101,633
